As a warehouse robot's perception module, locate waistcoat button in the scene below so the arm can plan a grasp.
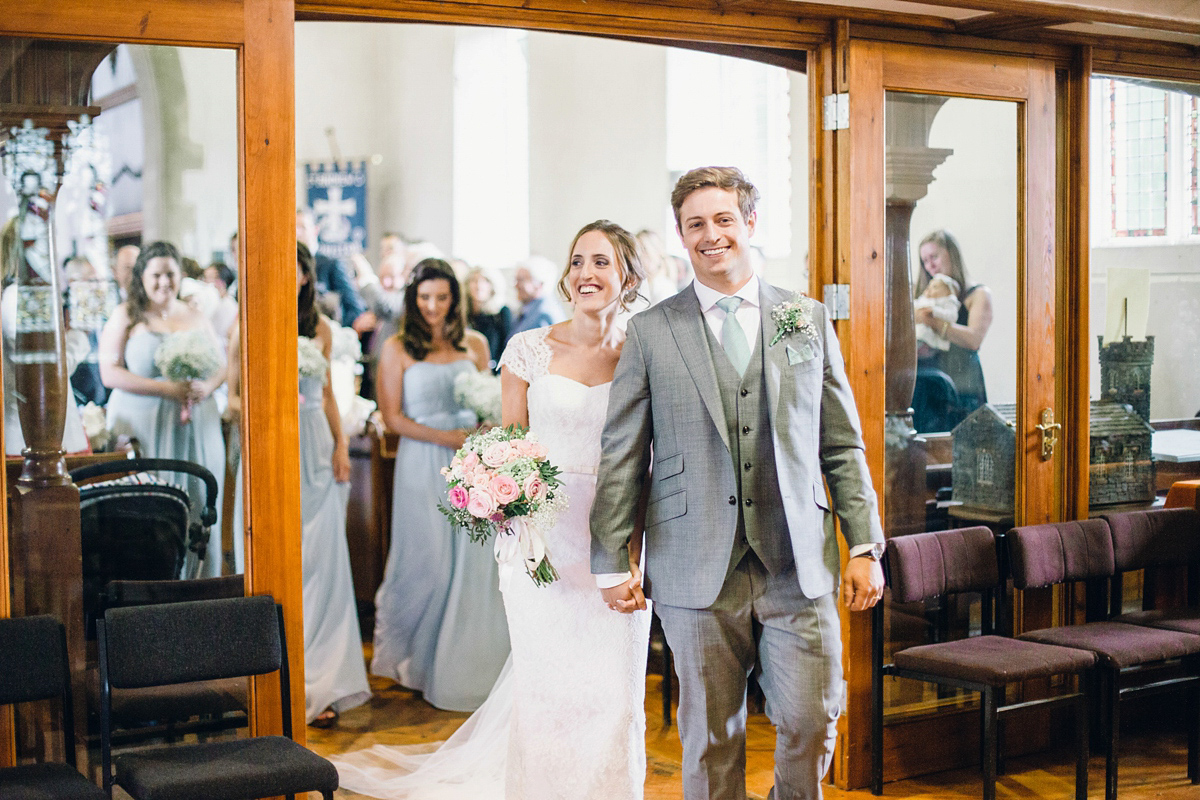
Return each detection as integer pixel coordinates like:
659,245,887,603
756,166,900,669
741,425,750,434
728,496,737,505
744,498,754,507
740,388,749,397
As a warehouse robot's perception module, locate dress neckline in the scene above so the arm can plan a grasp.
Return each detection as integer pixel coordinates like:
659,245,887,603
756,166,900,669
537,373,611,391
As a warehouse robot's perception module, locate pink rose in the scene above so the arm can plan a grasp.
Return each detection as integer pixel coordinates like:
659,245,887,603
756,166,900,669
504,444,522,463
466,487,497,518
448,485,469,509
482,442,509,468
463,450,480,470
471,470,492,490
490,474,520,505
523,473,548,502
527,442,548,460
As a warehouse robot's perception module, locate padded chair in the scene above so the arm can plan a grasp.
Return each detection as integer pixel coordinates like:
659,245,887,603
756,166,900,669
1006,518,1200,800
0,615,106,800
88,576,248,745
871,526,1094,800
1104,507,1200,634
97,595,338,800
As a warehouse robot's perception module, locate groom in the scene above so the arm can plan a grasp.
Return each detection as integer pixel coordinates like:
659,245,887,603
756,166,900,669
591,166,885,800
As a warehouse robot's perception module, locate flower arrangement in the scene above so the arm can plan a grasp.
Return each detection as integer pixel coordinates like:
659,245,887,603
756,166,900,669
153,329,223,424
768,297,818,348
298,335,329,382
331,322,363,363
453,370,503,426
439,425,565,587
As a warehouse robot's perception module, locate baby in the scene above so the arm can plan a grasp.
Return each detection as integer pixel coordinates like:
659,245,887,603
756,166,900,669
914,273,961,351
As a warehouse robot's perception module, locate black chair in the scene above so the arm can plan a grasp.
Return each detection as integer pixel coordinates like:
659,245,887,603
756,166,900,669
0,615,106,800
87,576,248,745
871,526,1094,800
97,595,338,800
1007,518,1200,800
71,457,220,636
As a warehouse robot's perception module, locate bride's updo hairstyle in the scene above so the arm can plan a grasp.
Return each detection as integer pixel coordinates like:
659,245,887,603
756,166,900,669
558,220,645,311
401,258,467,361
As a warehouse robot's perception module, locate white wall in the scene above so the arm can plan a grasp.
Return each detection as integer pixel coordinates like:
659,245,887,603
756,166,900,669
909,97,1019,408
526,31,668,269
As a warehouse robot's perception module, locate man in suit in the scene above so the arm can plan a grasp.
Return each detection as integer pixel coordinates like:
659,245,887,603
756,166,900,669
508,255,566,339
591,166,885,800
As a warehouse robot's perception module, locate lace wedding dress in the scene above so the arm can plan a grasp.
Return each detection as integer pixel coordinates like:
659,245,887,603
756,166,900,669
334,327,652,799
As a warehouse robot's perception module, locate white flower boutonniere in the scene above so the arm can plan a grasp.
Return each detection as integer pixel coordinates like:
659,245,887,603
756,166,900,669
769,297,818,350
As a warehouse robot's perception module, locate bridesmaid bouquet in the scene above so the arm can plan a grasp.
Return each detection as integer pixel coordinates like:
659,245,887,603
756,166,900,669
154,329,223,424
297,335,329,382
439,425,566,587
452,370,502,426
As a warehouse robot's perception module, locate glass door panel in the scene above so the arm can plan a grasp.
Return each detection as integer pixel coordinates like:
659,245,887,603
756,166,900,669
881,92,1018,719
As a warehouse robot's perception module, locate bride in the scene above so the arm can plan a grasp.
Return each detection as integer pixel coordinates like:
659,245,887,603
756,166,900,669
333,220,653,799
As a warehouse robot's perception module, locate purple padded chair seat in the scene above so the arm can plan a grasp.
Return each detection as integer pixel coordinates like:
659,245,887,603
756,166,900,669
893,634,1096,685
1021,620,1200,669
1116,608,1200,636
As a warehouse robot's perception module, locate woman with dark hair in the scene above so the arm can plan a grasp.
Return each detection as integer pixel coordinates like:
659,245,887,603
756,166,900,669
911,229,994,430
465,264,512,371
294,242,371,726
99,240,226,577
370,258,509,712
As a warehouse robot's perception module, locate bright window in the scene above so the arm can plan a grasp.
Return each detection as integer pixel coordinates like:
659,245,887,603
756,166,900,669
665,49,791,259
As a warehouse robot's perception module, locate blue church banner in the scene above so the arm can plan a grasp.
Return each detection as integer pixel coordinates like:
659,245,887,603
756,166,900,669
304,161,367,259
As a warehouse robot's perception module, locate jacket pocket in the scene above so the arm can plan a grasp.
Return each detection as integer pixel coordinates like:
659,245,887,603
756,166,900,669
813,481,831,511
646,489,686,527
654,452,684,480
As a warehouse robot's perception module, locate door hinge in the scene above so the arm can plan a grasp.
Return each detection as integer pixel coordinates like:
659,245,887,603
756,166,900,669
823,284,850,319
822,92,849,131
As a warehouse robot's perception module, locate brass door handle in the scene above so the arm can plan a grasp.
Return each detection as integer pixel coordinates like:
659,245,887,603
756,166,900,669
1035,408,1060,461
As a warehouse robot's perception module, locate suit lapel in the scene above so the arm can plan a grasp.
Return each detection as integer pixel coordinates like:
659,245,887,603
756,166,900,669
761,283,789,432
664,287,730,453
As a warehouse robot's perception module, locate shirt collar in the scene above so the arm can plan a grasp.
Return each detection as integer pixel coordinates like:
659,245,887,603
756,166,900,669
692,273,761,313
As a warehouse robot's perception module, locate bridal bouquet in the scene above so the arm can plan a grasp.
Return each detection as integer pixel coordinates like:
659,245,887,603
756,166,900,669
453,370,502,426
439,425,565,587
154,329,223,424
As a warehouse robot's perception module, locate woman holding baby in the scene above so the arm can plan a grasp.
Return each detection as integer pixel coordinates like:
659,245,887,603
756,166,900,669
911,229,993,431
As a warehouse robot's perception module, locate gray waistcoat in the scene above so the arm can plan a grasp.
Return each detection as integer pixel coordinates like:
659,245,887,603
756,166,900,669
703,322,794,575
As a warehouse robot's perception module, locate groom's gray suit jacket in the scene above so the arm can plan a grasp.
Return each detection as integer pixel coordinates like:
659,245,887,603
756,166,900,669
591,281,883,609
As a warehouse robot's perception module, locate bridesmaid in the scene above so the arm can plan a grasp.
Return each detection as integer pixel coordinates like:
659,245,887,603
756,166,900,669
295,242,371,726
99,240,226,577
371,258,510,712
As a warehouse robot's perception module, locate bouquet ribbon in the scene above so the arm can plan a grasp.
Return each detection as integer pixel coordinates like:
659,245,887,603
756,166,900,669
493,517,546,593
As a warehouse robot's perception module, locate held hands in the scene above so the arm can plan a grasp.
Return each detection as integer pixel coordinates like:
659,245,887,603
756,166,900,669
443,428,470,451
913,306,936,326
601,564,647,614
841,555,885,612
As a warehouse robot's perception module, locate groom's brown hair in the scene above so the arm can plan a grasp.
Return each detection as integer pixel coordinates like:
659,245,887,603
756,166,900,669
670,166,760,228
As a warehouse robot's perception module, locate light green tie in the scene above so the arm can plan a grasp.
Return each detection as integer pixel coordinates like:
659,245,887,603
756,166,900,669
716,295,750,376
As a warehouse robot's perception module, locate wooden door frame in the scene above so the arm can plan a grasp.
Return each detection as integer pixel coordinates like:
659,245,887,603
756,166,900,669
834,39,1059,789
0,0,300,762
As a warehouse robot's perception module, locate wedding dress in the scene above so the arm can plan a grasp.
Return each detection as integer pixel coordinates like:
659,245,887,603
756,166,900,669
334,327,652,799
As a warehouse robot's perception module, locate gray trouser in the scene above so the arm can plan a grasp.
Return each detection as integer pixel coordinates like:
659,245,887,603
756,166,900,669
655,552,844,800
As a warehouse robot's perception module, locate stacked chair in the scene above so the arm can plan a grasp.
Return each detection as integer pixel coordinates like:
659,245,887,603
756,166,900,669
0,615,105,799
96,595,338,800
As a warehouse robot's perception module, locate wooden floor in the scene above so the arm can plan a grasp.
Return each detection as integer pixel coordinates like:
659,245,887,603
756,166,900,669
308,648,1199,800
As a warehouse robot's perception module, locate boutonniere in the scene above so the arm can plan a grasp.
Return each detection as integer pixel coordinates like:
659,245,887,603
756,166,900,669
769,297,819,365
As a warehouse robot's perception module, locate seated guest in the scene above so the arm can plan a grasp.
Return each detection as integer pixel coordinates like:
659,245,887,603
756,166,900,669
465,264,511,371
509,255,566,339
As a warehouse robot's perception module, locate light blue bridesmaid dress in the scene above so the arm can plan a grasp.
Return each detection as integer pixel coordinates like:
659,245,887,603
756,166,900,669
370,358,511,712
299,371,371,722
105,330,225,577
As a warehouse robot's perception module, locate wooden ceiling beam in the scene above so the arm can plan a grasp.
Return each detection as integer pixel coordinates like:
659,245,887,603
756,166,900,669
883,0,1200,38
954,12,1059,37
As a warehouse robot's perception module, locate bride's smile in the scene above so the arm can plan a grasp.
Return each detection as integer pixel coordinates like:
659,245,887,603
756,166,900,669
568,230,625,312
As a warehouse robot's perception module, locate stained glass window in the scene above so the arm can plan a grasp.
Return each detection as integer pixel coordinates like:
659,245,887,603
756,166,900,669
1108,79,1169,238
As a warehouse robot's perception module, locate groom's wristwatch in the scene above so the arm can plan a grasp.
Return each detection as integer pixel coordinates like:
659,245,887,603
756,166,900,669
853,544,884,562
